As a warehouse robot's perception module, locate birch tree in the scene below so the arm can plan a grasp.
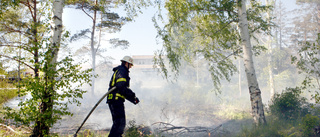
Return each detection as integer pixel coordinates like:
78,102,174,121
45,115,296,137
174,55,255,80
154,0,271,125
1,1,92,136
296,0,320,32
237,0,266,125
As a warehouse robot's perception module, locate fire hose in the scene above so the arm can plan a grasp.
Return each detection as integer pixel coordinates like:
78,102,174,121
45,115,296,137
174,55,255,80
74,87,116,137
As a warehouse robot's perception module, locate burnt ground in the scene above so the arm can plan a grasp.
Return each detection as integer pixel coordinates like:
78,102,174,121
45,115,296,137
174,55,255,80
49,103,254,137
50,118,253,137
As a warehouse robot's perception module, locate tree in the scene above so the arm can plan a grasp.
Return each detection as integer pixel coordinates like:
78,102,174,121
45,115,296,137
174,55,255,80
154,0,271,125
237,0,266,125
30,0,64,135
291,2,319,45
67,0,150,95
0,1,92,136
292,34,320,103
296,0,320,32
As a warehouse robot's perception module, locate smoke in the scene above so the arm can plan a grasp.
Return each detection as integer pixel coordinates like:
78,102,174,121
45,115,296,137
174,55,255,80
50,54,303,136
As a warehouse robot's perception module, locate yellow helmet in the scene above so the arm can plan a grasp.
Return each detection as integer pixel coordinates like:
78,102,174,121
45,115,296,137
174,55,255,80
121,56,133,65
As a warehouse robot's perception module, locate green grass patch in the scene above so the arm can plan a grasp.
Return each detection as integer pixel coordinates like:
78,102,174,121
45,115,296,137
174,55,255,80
237,116,303,137
0,80,18,105
0,88,18,105
214,105,251,120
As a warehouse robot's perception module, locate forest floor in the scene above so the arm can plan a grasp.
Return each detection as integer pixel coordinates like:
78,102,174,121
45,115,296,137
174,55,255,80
0,107,254,137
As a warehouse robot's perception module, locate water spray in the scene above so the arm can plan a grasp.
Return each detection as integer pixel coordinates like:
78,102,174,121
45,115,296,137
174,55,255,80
73,87,116,137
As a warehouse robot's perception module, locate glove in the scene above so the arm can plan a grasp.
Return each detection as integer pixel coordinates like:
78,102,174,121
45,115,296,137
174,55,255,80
134,97,140,105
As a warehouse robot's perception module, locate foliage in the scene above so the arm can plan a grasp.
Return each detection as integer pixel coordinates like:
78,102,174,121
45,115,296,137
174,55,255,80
125,120,141,137
0,89,18,106
238,109,320,137
0,63,6,75
153,0,273,91
291,33,320,103
269,87,310,120
301,114,320,137
0,80,18,105
124,120,154,137
0,0,20,15
3,56,92,128
237,116,302,137
0,1,95,136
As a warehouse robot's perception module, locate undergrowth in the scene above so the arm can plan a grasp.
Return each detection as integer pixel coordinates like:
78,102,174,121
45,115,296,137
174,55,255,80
237,87,320,137
0,80,18,105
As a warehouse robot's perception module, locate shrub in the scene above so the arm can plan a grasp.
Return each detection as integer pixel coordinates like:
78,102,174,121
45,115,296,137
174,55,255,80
269,87,309,120
124,120,153,137
301,114,320,137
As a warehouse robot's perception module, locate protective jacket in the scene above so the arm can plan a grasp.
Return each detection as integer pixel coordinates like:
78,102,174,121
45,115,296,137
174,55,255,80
107,64,136,103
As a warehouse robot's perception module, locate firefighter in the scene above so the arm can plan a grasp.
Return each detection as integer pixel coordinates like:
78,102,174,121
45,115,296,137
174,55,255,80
107,56,140,137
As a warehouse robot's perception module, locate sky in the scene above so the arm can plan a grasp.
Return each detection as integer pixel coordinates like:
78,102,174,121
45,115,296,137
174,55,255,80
63,6,161,65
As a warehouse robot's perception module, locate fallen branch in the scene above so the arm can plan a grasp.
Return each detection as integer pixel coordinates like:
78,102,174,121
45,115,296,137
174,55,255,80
152,122,222,135
0,123,21,135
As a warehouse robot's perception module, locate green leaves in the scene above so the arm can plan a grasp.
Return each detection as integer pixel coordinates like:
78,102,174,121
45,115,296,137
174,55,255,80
0,0,20,15
154,0,272,91
3,55,92,128
269,87,308,120
1,1,92,133
291,33,320,103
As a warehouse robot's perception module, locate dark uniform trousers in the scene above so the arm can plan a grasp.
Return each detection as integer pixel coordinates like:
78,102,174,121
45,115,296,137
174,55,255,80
108,100,126,137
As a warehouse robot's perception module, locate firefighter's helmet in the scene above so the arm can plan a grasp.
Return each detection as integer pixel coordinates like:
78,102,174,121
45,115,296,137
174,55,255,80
121,56,133,65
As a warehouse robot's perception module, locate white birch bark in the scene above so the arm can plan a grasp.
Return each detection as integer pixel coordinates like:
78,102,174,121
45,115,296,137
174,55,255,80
237,0,266,125
52,0,64,60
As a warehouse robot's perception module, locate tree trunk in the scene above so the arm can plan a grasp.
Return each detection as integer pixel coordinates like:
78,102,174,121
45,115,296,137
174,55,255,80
317,4,320,33
237,0,267,126
31,0,64,136
238,59,242,96
31,0,42,135
90,3,97,95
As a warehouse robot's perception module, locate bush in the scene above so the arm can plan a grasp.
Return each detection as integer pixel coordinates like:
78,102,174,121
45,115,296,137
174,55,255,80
301,114,320,137
269,87,309,120
124,120,153,137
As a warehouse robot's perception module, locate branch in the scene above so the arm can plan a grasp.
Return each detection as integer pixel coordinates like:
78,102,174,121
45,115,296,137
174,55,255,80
0,44,32,53
81,4,93,20
95,27,102,54
0,44,20,48
0,124,21,135
152,122,222,135
1,19,32,37
0,54,34,70
21,0,35,20
196,8,237,15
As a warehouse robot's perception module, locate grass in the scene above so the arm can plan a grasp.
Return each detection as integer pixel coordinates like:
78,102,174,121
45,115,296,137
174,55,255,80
237,117,302,137
213,104,252,120
0,80,18,105
0,80,22,136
